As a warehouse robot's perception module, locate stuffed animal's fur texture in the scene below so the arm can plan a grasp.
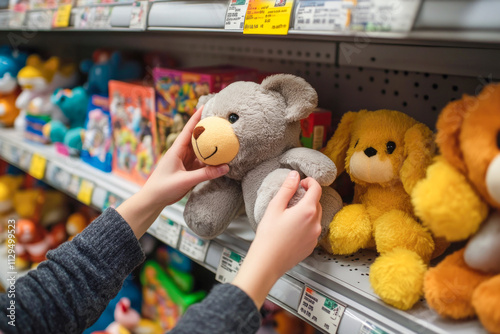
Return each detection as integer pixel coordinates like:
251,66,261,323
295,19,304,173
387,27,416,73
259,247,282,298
183,74,342,240
412,84,500,333
323,109,436,310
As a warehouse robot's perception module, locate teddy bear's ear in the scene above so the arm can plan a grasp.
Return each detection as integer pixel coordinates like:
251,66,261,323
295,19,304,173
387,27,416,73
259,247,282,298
196,93,216,110
400,123,436,194
261,74,318,122
323,111,358,175
435,96,473,174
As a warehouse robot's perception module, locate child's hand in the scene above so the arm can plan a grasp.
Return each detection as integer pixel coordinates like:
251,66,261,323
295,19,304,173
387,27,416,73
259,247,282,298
118,106,229,238
141,106,229,208
232,171,322,308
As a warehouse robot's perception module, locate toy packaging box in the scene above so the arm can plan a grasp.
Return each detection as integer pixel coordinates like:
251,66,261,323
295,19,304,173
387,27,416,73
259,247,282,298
153,65,257,153
141,260,206,331
109,80,158,185
81,95,113,173
300,108,332,150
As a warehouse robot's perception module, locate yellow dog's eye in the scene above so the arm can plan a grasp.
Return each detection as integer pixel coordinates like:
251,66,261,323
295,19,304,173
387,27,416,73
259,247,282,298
496,130,500,149
386,141,396,154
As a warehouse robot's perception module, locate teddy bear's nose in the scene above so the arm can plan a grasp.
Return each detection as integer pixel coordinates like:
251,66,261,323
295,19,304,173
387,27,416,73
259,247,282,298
364,147,377,157
193,126,205,140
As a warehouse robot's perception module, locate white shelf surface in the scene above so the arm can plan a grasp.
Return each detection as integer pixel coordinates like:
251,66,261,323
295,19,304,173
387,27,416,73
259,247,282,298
0,128,487,334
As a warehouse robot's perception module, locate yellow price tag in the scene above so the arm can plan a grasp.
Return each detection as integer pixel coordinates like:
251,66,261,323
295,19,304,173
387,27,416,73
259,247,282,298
243,0,294,35
29,154,47,180
77,180,94,206
53,4,72,28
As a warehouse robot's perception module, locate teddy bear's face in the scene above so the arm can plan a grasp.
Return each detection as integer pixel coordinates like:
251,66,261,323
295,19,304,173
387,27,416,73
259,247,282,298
346,110,417,185
460,86,500,208
192,81,300,178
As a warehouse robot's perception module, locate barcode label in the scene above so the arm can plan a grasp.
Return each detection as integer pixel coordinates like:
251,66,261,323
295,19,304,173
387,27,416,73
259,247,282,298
216,248,244,283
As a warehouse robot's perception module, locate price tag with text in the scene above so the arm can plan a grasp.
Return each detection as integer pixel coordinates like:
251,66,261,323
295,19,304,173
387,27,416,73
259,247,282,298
77,179,95,205
298,286,345,333
4,144,20,164
155,215,182,248
29,154,47,180
129,1,149,29
224,0,249,30
294,0,352,31
243,0,294,35
53,4,73,28
216,248,244,283
179,229,210,262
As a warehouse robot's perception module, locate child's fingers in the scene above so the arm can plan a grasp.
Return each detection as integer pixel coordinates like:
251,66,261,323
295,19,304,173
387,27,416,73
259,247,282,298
269,171,300,211
298,177,322,207
172,106,204,149
185,164,229,186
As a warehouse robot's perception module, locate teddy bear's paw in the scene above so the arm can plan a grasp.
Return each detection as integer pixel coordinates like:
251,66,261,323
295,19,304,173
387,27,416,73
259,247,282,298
472,275,500,334
412,157,488,242
370,249,426,310
373,210,435,263
328,204,371,254
424,249,492,319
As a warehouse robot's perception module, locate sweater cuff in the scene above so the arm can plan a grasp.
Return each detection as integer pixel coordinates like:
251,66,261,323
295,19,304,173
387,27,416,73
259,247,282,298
48,207,146,277
213,284,262,330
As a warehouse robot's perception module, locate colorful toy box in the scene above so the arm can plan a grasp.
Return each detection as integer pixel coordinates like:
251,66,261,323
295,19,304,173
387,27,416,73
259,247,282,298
300,108,332,150
109,81,158,185
81,95,113,172
153,65,257,153
141,260,206,331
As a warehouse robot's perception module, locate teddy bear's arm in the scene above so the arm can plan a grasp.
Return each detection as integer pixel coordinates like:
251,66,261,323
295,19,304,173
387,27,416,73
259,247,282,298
183,177,244,239
279,148,337,186
412,156,489,242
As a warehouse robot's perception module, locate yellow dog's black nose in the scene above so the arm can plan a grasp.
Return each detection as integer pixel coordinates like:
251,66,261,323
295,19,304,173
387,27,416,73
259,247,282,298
193,126,205,140
364,147,377,157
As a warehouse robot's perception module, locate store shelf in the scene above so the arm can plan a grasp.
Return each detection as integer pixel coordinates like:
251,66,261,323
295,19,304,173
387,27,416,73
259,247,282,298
0,129,487,334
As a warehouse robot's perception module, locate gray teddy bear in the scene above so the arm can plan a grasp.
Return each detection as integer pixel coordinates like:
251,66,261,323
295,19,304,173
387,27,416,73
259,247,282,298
183,74,343,241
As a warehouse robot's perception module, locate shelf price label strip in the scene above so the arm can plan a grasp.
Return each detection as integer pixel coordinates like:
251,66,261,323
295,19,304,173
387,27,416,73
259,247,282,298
29,154,47,180
243,0,294,35
216,247,244,283
298,285,345,333
53,4,73,28
224,0,250,30
155,214,182,248
178,229,210,262
77,179,95,206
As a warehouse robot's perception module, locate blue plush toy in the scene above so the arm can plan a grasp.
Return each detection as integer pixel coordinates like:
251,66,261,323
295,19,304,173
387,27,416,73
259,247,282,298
0,46,27,127
80,51,143,96
43,86,89,155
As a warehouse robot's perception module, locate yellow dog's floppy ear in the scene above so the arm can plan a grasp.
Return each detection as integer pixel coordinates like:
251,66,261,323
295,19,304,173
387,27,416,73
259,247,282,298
323,111,358,175
435,96,474,175
400,123,436,194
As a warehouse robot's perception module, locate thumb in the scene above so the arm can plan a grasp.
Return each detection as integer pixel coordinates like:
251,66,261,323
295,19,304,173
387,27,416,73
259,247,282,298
270,171,300,211
186,164,229,185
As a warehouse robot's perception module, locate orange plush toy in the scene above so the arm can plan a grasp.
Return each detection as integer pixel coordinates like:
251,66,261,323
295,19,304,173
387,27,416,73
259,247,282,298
412,84,500,333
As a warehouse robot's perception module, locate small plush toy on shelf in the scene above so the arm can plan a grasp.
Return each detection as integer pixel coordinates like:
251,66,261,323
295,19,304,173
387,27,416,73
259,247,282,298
43,86,89,155
0,46,27,127
322,109,441,310
14,55,78,142
183,74,342,240
412,83,500,333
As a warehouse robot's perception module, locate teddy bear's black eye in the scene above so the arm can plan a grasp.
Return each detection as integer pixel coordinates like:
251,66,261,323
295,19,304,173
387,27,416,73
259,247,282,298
386,141,396,154
228,113,239,124
354,139,359,148
497,131,500,149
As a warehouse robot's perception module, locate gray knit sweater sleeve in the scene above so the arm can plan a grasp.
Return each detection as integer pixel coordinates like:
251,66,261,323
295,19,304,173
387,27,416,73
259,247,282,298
0,208,146,334
171,284,262,334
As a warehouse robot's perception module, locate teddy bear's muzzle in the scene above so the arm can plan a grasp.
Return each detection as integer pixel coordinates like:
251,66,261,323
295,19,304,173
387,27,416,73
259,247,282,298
191,116,240,166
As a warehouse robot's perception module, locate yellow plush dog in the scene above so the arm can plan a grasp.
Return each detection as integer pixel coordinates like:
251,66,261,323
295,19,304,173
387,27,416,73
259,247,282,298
323,109,436,310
